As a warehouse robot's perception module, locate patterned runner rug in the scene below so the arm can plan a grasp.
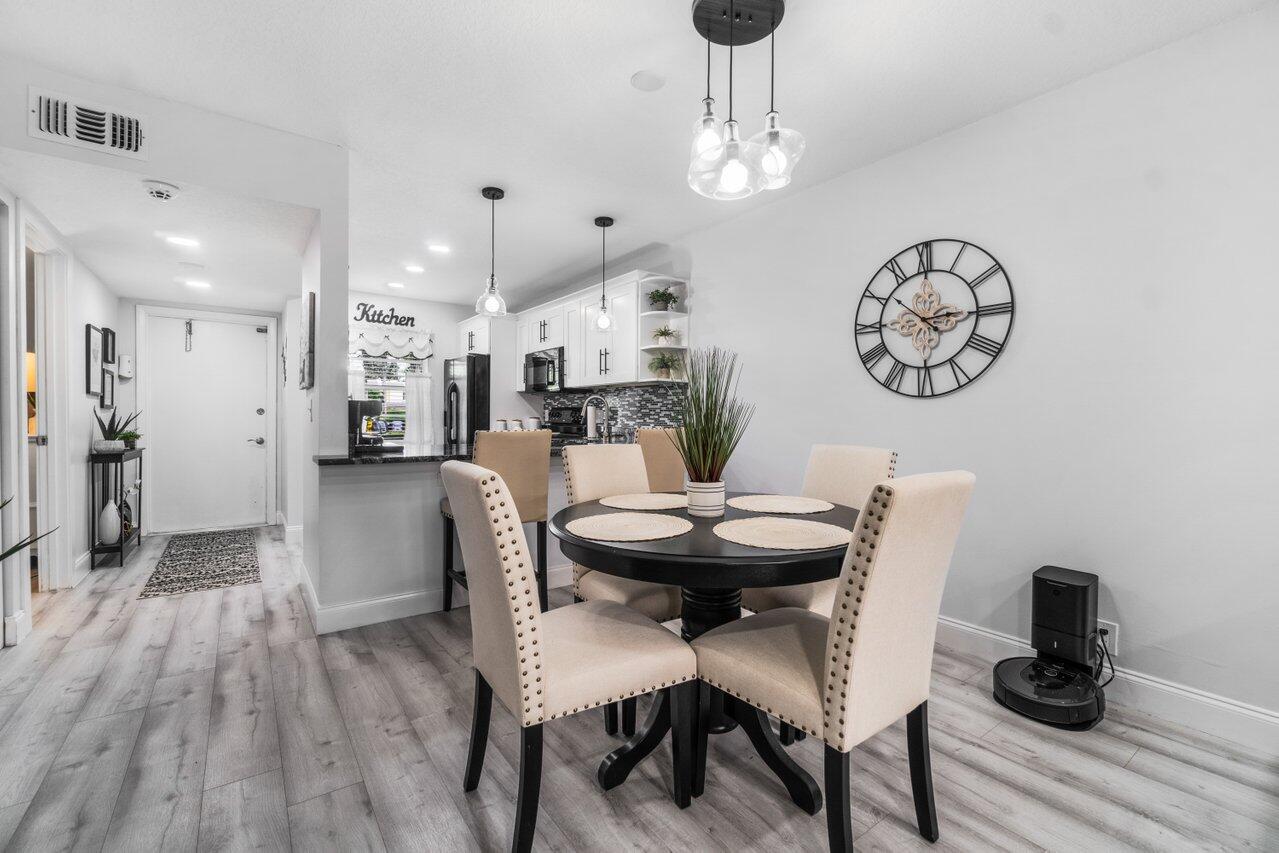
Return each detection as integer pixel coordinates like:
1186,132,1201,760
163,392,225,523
139,527,261,598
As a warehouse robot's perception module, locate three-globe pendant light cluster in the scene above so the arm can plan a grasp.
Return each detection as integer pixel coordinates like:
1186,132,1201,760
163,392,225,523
474,186,616,332
478,2,799,315
688,0,804,200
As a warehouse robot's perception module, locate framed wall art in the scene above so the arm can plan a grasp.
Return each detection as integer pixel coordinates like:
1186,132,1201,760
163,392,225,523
86,324,103,395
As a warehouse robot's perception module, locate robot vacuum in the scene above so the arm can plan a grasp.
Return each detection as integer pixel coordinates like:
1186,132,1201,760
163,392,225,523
991,566,1110,731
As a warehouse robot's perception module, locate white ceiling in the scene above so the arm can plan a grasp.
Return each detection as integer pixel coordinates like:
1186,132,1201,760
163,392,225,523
0,0,1268,309
0,147,315,310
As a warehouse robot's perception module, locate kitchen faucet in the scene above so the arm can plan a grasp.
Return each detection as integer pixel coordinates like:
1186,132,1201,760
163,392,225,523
581,395,612,441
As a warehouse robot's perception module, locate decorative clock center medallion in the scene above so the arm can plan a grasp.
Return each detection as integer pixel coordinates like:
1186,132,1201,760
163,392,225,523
888,279,969,360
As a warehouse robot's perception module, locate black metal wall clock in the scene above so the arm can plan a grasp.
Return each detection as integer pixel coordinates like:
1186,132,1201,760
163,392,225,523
855,239,1014,398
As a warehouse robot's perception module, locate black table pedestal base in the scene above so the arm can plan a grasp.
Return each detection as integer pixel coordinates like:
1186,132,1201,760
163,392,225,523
597,586,821,810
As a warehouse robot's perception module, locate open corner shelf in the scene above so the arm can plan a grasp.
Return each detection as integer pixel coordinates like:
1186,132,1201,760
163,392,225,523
640,344,688,352
639,310,687,319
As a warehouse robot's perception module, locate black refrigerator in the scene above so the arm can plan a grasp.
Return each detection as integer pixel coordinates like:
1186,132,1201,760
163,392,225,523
443,354,489,447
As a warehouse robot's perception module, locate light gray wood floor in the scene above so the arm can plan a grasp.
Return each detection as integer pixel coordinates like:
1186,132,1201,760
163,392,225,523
0,527,1275,851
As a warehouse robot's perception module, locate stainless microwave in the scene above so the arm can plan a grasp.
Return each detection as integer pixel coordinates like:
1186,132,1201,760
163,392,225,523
524,347,564,392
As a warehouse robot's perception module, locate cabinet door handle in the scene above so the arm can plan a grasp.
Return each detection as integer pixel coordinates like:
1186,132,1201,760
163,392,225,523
603,348,609,374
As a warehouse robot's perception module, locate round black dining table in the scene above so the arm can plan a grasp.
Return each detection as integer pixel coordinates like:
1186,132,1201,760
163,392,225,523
549,492,859,811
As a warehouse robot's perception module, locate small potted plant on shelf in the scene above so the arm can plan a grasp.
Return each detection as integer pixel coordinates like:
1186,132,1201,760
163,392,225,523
118,430,143,450
648,287,679,311
671,347,754,518
652,325,679,345
93,409,141,453
648,352,681,380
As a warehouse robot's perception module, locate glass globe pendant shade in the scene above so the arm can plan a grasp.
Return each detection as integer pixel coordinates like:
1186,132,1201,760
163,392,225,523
475,274,507,317
689,97,723,166
687,120,765,201
749,111,806,190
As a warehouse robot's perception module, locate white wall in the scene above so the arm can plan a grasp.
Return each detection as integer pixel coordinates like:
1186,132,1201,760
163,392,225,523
645,7,1278,715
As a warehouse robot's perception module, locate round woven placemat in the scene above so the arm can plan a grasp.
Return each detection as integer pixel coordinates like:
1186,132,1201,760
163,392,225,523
599,493,689,510
726,494,835,514
566,512,693,542
713,517,851,550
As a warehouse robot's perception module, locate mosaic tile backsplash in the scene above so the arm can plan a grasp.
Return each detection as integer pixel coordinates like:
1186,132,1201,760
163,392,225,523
544,383,683,431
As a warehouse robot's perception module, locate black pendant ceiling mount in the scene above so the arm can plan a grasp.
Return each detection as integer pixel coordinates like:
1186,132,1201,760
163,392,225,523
691,0,784,46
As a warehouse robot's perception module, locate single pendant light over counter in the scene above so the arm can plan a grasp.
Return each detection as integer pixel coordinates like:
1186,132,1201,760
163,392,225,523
687,0,801,200
475,186,508,316
594,216,614,331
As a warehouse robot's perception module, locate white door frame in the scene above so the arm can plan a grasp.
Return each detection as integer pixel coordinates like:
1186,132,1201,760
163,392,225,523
23,224,71,593
136,304,278,534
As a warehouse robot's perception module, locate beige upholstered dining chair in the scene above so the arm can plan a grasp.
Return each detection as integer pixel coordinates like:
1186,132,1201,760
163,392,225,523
692,471,975,852
741,444,897,617
636,427,686,493
441,461,697,852
562,443,682,736
442,429,552,612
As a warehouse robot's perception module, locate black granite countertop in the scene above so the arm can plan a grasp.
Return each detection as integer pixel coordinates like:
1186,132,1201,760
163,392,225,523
314,444,473,465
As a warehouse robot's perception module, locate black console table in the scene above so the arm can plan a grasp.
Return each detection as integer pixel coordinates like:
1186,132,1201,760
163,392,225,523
89,448,144,568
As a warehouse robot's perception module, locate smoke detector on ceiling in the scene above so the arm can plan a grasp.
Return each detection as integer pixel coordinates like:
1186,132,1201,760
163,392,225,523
143,180,179,201
28,86,148,161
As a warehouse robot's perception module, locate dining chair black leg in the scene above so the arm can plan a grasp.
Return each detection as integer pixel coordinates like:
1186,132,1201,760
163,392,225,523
442,514,455,612
535,521,549,612
824,745,853,853
514,724,543,853
669,682,695,808
906,700,940,843
779,721,797,745
463,671,492,792
621,696,637,736
693,682,711,797
604,702,620,735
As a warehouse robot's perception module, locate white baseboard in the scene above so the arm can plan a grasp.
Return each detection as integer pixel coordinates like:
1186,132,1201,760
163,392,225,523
3,609,31,645
300,561,577,636
276,512,303,547
935,615,1279,756
70,550,91,589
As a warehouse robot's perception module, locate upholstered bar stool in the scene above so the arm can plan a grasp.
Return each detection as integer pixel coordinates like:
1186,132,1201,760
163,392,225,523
742,445,897,617
636,427,686,493
441,461,697,852
442,429,552,612
563,443,682,736
693,472,973,851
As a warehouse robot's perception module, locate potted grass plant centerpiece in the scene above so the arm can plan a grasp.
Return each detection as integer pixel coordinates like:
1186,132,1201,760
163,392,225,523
671,347,754,518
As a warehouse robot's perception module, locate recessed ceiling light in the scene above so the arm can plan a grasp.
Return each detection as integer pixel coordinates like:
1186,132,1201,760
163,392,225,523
183,279,211,288
387,281,405,289
630,70,666,92
161,233,200,248
427,244,450,254
404,264,425,274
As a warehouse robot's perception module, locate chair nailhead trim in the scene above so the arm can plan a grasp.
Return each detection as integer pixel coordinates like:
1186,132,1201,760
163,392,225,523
822,482,895,750
698,676,821,739
537,673,696,721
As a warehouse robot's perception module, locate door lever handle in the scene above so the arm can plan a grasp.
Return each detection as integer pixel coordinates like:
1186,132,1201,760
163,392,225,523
248,437,265,445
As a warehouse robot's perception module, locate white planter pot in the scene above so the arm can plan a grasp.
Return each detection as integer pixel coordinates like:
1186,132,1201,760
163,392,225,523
92,439,126,453
685,481,726,518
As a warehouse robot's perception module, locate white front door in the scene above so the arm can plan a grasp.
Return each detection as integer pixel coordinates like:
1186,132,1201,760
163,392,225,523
147,315,271,533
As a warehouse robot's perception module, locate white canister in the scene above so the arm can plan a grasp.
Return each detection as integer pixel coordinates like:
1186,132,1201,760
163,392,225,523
685,481,726,518
508,418,523,430
524,417,542,430
494,419,508,431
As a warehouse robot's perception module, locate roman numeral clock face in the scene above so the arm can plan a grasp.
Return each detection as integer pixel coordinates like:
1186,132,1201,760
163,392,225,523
856,239,1015,398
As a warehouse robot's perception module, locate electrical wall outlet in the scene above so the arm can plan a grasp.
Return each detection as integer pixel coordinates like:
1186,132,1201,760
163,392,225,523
1097,619,1119,657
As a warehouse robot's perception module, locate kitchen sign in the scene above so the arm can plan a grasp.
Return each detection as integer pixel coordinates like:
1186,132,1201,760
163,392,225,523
352,301,417,327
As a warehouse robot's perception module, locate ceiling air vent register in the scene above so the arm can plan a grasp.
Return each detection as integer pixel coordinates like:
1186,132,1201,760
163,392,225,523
27,87,147,161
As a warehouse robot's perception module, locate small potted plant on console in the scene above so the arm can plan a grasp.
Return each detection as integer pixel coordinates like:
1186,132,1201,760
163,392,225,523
671,347,754,517
92,409,141,453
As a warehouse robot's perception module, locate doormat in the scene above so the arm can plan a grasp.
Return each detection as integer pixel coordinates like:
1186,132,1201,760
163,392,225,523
139,527,261,598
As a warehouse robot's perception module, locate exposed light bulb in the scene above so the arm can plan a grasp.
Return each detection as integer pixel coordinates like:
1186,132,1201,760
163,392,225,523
719,158,749,193
596,306,612,331
690,97,723,163
482,295,501,313
749,111,806,190
761,141,788,179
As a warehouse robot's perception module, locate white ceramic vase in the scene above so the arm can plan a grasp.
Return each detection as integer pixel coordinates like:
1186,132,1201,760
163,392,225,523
98,500,121,544
685,481,726,518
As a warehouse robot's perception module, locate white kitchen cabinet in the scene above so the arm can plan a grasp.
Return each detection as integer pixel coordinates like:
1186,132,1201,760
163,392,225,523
459,315,491,355
515,320,531,391
563,300,585,387
581,280,638,385
525,306,564,351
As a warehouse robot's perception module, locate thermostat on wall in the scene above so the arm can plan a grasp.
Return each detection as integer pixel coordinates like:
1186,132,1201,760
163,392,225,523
117,354,134,379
